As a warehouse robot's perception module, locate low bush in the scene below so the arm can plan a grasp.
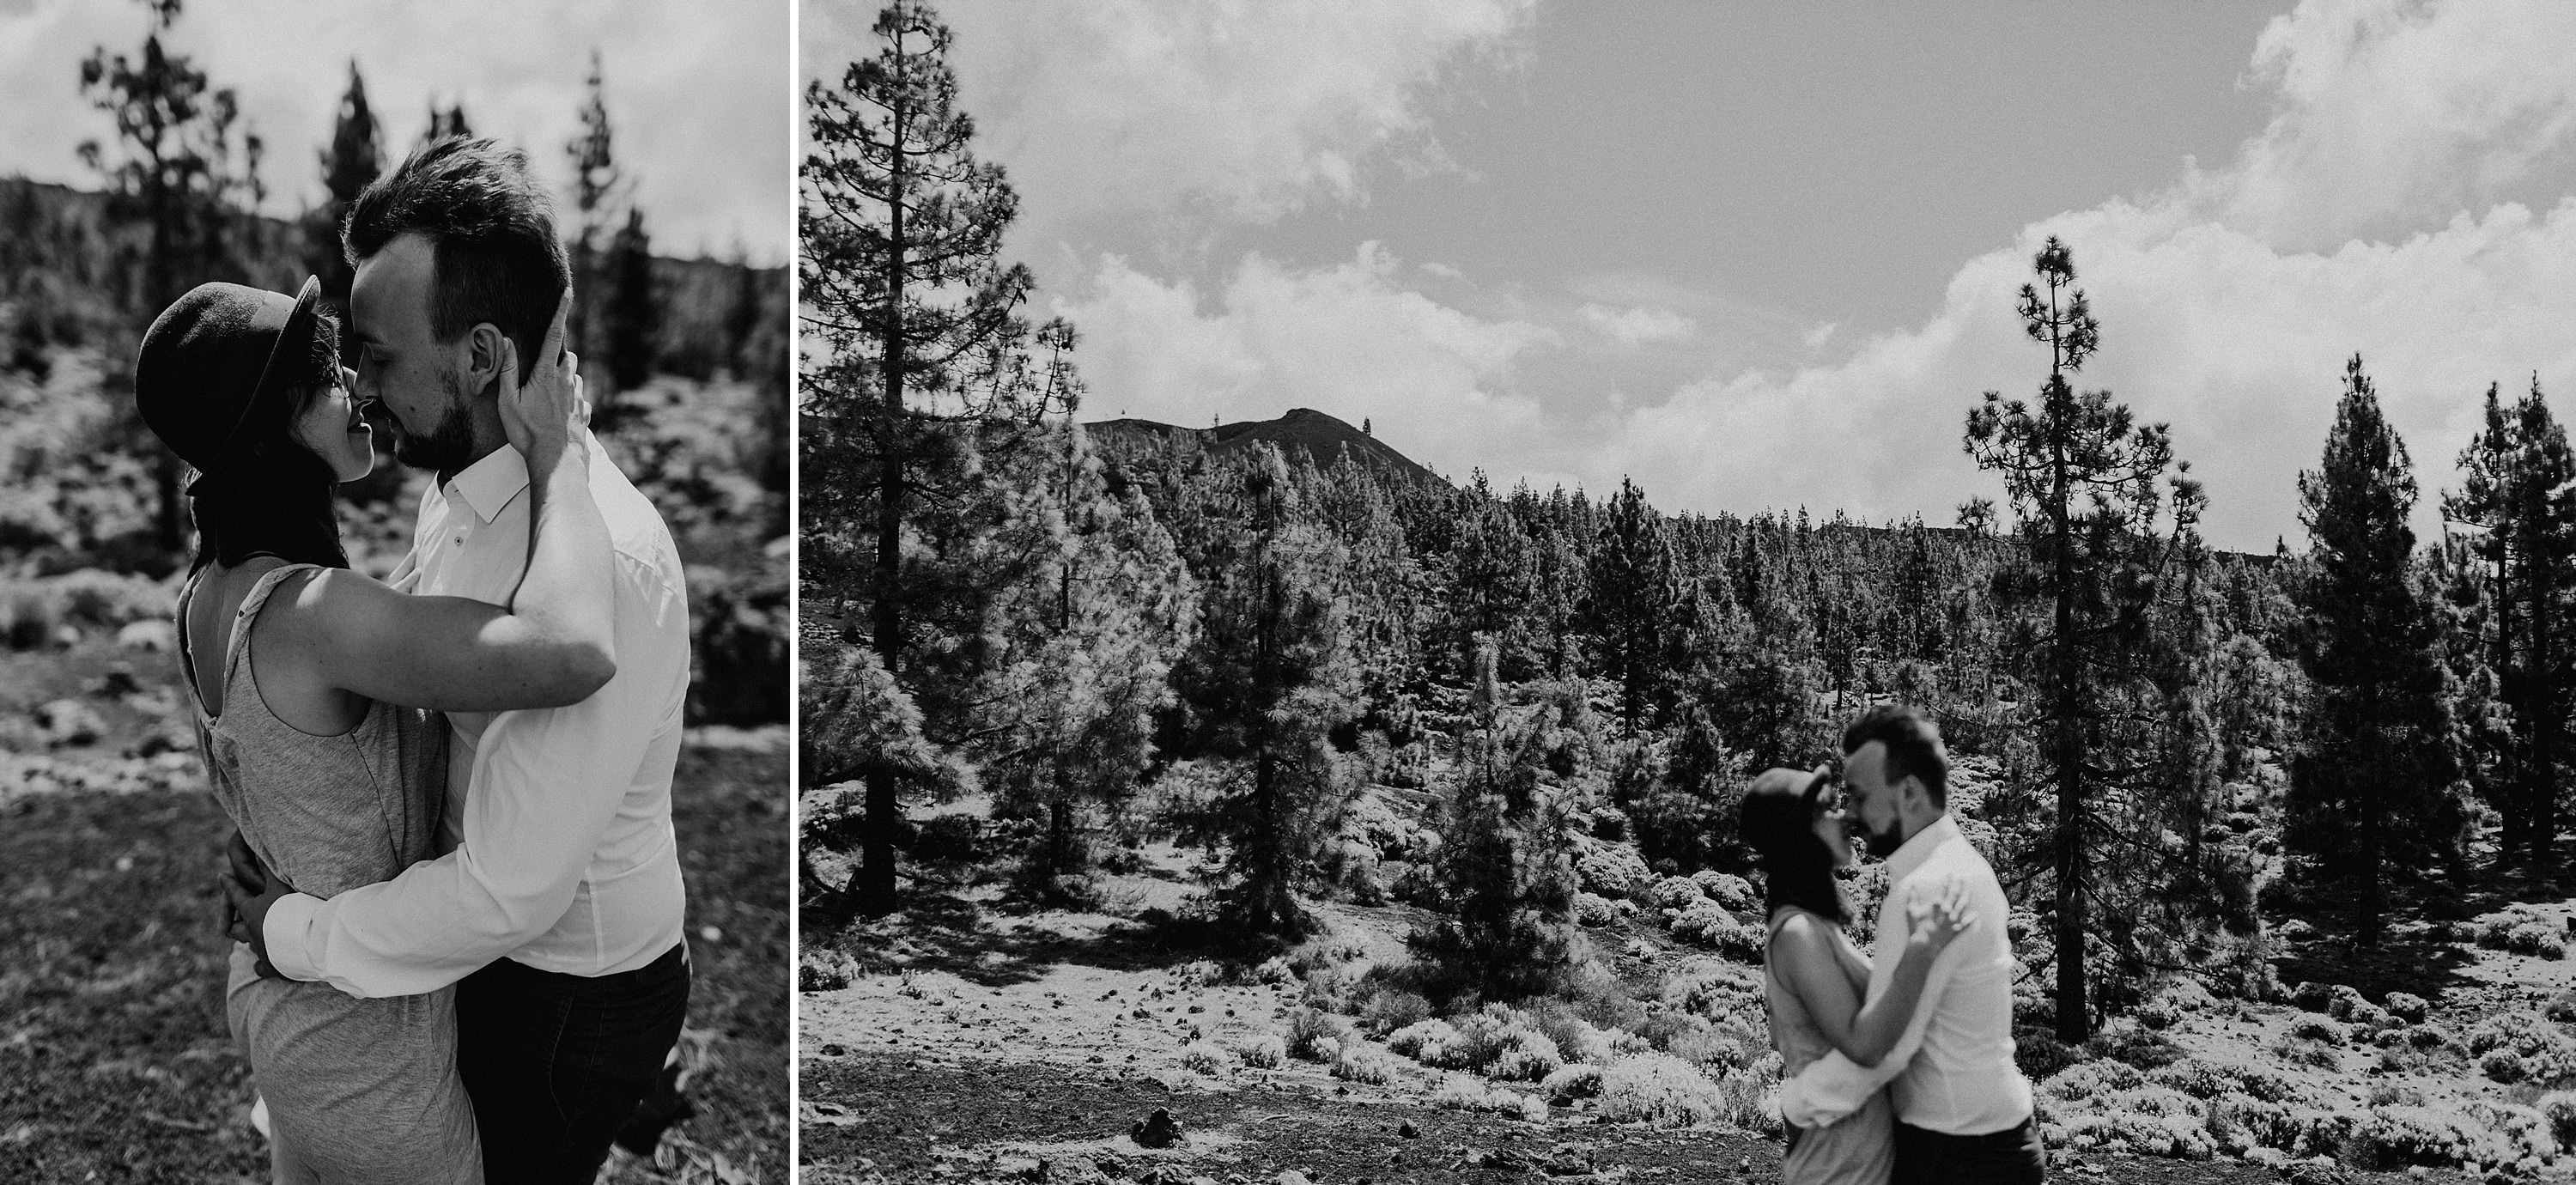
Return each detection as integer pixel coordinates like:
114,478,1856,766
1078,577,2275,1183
1575,845,1650,899
1487,1030,1564,1082
2538,1091,2576,1151
1645,875,1705,912
1429,1073,1546,1121
1540,1063,1605,1102
1691,871,1756,911
1358,985,1433,1036
2484,1048,2529,1084
2385,991,2431,1024
798,947,860,993
1574,891,1623,927
1595,1051,1730,1127
1670,900,1763,961
2466,1010,2576,1081
1330,1042,1400,1086
2269,1036,2340,1072
1236,1033,1286,1069
1180,1042,1230,1075
2287,1016,2346,1045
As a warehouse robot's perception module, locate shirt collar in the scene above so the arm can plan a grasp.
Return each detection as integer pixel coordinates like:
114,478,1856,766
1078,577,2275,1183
1884,811,1960,887
442,444,531,526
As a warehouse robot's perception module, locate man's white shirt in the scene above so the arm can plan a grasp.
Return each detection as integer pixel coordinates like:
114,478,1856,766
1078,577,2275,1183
264,433,690,998
1777,812,2032,1135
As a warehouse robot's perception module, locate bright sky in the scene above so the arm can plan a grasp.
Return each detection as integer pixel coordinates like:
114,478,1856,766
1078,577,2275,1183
805,0,2576,554
0,0,789,264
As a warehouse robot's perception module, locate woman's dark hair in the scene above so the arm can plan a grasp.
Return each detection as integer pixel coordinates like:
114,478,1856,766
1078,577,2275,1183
186,309,350,573
1739,767,1850,925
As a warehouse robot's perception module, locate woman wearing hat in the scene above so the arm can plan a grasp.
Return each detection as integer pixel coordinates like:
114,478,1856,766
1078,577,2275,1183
1742,766,1976,1183
138,276,611,1182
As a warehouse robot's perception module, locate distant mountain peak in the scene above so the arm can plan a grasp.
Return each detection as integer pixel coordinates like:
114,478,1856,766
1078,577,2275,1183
1085,407,1443,488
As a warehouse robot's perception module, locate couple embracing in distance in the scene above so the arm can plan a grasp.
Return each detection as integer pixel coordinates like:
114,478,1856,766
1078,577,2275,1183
1748,705,2044,1184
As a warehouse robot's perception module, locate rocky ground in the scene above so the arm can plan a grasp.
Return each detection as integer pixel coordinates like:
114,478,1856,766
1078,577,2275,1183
801,782,2576,1185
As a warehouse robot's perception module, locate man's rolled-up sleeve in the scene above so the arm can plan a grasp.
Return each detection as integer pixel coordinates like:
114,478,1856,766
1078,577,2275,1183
264,553,681,999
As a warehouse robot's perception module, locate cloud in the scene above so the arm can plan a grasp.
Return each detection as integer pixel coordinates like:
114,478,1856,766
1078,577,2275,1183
927,0,1537,228
1057,242,1564,483
1578,303,1696,347
1574,0,2576,552
1590,199,2576,552
2186,0,2576,250
0,0,787,262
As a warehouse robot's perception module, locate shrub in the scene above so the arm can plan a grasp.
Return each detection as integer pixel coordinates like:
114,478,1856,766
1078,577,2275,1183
1595,1052,1729,1127
2408,1023,2461,1051
1235,1033,1286,1069
1525,1005,1619,1068
1691,871,1756,910
1574,892,1622,927
2014,1030,2081,1081
1358,985,1433,1036
2348,1103,2519,1171
2538,1091,2576,1151
2466,1010,2576,1081
2509,923,2567,958
1181,1042,1230,1075
1429,1073,1546,1121
1386,1018,1466,1066
2269,1036,2339,1072
1645,875,1705,912
1330,1042,1400,1086
1668,1020,1768,1074
1285,1006,1350,1062
1541,1063,1605,1102
2546,991,2576,1024
1669,900,1763,961
2040,1059,2144,1103
799,947,860,993
2287,1017,2346,1045
2485,1048,2529,1084
1488,1030,1565,1082
1575,845,1650,899
2385,992,2431,1024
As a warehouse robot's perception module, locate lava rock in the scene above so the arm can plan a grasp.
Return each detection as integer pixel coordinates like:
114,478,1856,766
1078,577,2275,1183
1132,1107,1183,1148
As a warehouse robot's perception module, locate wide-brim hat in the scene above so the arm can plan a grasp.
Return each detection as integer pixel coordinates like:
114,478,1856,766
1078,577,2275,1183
135,276,323,480
1740,765,1834,855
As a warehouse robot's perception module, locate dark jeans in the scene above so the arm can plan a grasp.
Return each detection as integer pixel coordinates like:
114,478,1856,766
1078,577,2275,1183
1893,1116,2045,1185
456,943,690,1185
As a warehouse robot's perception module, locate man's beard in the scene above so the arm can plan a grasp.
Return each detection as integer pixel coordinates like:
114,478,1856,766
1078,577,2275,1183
392,372,477,473
1858,817,1906,857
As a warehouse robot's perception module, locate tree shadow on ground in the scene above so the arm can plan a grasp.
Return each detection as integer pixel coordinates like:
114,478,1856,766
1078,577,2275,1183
2269,836,2576,1001
812,889,1290,989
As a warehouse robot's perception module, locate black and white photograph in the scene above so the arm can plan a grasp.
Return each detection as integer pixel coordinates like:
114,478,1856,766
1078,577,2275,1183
0,1,790,1181
796,1,2576,1182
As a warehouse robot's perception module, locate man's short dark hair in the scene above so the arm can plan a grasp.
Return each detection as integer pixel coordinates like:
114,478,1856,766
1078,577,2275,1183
1843,703,1947,807
344,137,568,382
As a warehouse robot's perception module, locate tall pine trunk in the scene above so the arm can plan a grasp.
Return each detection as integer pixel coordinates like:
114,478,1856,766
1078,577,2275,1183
853,90,911,921
2050,410,2089,1044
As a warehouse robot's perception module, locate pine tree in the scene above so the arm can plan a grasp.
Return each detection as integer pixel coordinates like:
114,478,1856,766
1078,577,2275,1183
802,0,1069,916
600,207,661,405
307,60,380,321
2289,355,2463,946
982,422,1197,898
1589,477,1680,733
2445,377,2576,869
1171,444,1358,936
79,0,267,556
1964,236,2203,1041
1408,639,1587,1003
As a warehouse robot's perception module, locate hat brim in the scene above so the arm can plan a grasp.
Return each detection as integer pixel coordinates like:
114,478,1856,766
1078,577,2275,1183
213,276,324,460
